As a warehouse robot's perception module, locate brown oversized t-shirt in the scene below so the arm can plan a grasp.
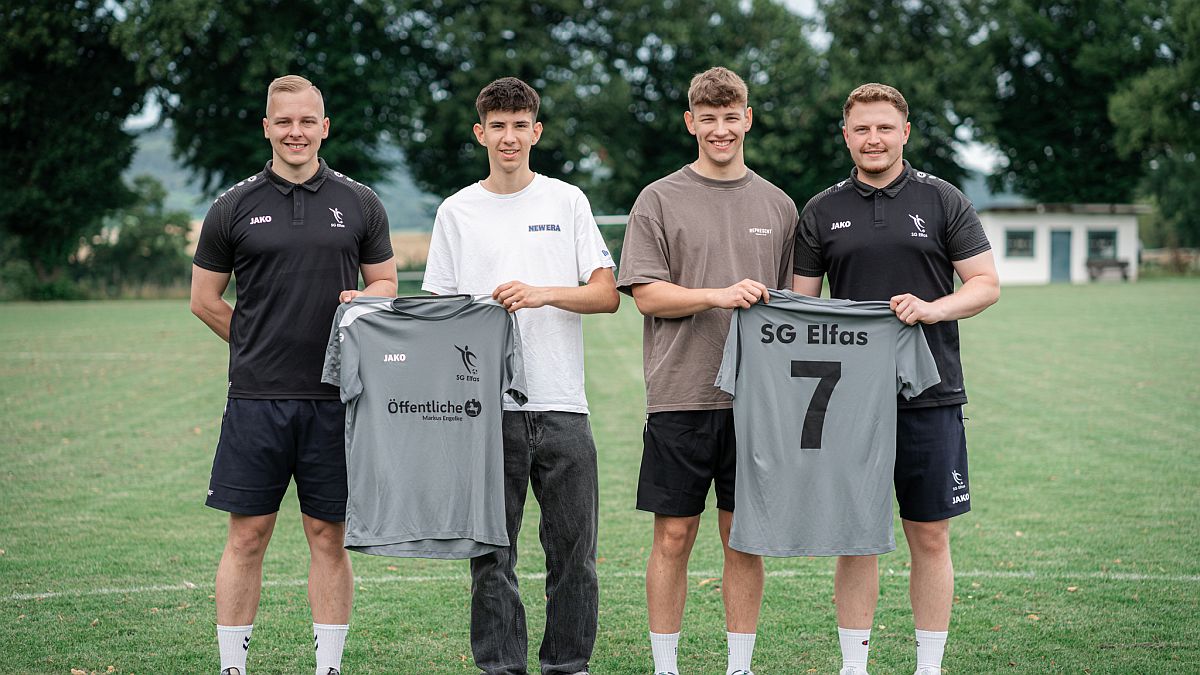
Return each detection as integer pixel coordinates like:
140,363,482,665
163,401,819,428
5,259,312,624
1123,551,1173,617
617,165,798,412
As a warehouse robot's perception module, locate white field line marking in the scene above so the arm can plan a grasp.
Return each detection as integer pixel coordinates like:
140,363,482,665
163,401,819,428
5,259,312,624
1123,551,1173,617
3,352,209,361
6,568,1199,603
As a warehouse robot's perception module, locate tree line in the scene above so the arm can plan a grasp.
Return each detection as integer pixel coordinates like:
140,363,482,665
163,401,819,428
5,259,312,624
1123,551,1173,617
2,0,1196,297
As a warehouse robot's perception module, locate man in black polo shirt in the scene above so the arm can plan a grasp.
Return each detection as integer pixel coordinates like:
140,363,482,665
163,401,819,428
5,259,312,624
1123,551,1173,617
793,83,999,675
190,74,396,675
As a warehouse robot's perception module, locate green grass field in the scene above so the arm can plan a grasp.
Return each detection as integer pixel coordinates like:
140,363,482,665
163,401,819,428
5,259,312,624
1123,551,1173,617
1,279,1198,674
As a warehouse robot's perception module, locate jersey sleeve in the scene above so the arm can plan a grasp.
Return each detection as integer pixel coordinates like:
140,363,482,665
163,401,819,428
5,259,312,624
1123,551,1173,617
422,203,459,295
320,307,344,388
793,194,826,278
321,306,364,403
504,313,529,406
895,323,941,400
714,309,742,397
192,195,236,273
936,181,992,261
352,182,394,265
615,191,671,293
777,199,800,289
572,190,616,283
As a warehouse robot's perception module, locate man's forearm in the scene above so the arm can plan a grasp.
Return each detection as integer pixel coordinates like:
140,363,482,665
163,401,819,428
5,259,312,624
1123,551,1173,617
932,274,999,321
631,282,719,319
545,283,620,314
360,278,397,297
192,298,233,342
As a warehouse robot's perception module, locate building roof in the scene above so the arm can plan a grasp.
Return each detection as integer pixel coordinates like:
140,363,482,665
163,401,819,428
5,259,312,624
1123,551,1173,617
982,203,1152,215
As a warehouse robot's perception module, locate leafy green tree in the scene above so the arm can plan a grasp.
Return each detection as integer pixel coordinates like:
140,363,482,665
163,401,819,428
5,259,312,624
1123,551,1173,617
1110,0,1200,246
818,0,992,189
80,176,193,296
0,0,145,287
972,0,1169,202
119,0,407,193
384,0,825,212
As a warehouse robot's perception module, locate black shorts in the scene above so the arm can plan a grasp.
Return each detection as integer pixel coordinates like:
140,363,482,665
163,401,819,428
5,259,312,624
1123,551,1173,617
895,405,971,522
636,409,737,516
206,398,347,522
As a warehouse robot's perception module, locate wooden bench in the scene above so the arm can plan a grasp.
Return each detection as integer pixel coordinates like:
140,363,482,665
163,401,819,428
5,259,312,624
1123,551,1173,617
1086,258,1130,281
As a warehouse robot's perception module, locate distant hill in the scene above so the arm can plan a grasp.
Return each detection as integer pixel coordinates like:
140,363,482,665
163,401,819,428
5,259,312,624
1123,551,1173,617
124,125,441,230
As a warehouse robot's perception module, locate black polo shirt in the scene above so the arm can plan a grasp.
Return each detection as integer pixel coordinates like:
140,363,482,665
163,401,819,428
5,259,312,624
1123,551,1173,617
794,161,991,408
194,159,393,399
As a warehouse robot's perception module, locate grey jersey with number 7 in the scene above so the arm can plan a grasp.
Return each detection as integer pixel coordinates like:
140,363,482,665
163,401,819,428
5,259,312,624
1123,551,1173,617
322,295,526,559
716,291,940,556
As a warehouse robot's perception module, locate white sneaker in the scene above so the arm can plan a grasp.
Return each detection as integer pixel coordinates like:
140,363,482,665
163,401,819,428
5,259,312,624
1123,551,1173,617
914,669,940,675
840,668,869,675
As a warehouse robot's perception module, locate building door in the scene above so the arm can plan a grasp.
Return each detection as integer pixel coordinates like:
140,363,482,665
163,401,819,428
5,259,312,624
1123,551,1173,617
1050,230,1072,282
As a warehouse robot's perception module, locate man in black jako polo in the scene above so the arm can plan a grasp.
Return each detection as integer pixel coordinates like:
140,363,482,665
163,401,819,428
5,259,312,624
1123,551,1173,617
793,83,999,675
190,74,396,675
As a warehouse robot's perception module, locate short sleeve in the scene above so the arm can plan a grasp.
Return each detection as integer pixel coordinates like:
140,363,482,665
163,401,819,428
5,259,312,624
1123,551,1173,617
896,324,941,400
422,204,458,295
192,196,235,273
793,195,826,277
355,184,394,265
504,313,529,406
320,304,347,388
936,181,991,261
322,307,364,403
714,309,742,397
615,210,671,292
572,191,616,283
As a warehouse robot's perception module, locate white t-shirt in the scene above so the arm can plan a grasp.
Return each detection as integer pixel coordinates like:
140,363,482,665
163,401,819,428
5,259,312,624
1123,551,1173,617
422,174,615,413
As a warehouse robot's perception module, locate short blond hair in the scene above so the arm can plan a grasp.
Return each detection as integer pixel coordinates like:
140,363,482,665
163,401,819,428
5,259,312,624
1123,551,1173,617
265,75,325,117
688,67,748,110
843,83,908,122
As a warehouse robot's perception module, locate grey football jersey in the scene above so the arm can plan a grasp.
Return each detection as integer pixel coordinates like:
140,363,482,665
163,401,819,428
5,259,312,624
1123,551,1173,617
716,290,939,556
322,295,526,559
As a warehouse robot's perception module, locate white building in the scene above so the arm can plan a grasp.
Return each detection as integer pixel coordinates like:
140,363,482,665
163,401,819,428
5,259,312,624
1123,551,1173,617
979,204,1146,284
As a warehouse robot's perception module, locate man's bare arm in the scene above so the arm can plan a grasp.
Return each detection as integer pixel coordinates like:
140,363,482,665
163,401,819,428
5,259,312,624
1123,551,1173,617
890,250,1000,325
190,265,234,342
492,267,620,314
629,278,769,319
340,258,399,303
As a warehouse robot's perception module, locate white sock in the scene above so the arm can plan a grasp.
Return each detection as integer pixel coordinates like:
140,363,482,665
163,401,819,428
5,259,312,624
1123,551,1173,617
726,631,756,674
313,623,349,672
838,626,871,670
915,629,948,672
217,624,253,672
650,631,680,673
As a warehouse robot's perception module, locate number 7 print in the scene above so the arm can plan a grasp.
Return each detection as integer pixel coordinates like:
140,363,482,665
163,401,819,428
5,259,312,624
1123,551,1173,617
790,360,842,449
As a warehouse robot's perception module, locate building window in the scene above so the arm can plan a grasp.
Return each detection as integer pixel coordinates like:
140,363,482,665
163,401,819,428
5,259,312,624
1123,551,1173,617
1088,231,1117,260
1005,230,1035,258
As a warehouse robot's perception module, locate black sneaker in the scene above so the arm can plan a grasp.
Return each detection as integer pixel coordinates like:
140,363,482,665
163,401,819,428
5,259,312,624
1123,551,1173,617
220,669,243,675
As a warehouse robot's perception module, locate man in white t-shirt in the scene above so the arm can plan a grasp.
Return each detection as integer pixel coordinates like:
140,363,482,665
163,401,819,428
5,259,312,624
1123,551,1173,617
422,76,619,675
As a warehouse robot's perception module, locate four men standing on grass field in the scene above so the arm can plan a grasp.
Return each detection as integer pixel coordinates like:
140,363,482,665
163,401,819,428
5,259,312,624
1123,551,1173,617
191,71,995,674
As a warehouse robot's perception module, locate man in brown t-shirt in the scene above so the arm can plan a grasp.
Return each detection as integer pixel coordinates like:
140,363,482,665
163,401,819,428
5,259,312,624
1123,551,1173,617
616,67,797,675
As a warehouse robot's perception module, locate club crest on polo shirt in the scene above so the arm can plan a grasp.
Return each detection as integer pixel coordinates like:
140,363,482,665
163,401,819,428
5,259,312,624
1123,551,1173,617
329,207,346,228
528,223,561,232
909,213,928,238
